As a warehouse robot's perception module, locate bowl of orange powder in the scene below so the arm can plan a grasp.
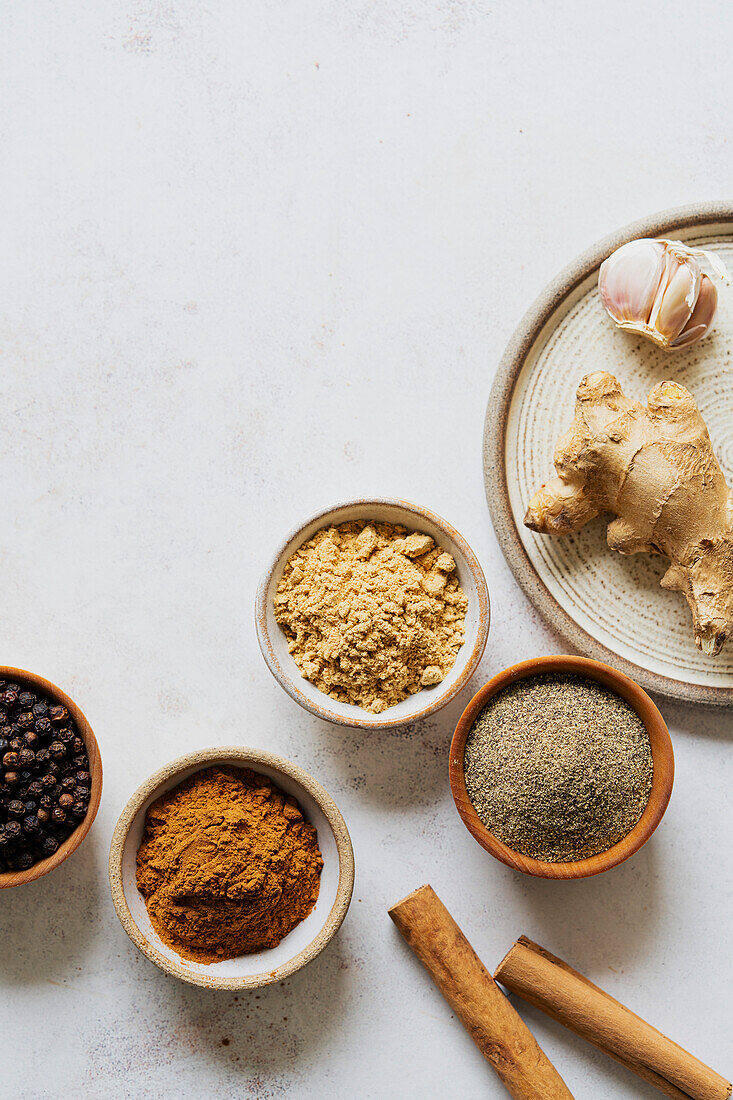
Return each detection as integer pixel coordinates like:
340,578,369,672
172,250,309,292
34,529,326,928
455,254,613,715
108,747,354,990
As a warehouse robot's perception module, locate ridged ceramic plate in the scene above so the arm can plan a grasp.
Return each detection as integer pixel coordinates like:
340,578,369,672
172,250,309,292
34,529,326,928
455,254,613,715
485,202,733,706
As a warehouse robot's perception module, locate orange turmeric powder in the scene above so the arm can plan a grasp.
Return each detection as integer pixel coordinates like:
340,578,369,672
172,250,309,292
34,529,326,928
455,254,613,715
136,766,323,964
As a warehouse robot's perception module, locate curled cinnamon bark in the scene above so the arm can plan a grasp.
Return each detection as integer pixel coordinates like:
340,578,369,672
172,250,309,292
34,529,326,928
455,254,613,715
389,886,573,1099
495,937,731,1100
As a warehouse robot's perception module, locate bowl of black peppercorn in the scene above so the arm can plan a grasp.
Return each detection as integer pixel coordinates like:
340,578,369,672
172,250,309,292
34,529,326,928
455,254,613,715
0,667,102,888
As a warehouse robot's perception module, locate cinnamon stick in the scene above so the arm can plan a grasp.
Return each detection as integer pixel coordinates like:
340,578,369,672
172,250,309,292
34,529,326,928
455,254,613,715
388,886,573,1099
495,937,731,1100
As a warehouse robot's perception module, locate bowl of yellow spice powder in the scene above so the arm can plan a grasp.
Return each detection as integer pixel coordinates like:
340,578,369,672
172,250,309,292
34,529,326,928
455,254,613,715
256,498,491,728
108,747,354,989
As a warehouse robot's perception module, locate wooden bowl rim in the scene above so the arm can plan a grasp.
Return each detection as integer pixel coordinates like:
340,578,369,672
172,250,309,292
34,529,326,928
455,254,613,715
449,655,674,879
0,666,102,889
255,496,490,729
108,746,355,990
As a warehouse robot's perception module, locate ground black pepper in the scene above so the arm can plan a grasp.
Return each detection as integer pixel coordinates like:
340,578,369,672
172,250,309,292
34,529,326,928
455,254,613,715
0,681,91,873
464,674,653,863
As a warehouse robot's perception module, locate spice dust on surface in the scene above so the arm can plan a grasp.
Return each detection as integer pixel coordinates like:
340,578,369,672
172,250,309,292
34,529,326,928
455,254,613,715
463,674,653,863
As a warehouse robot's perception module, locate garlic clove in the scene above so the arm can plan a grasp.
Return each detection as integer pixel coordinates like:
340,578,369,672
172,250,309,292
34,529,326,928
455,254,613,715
598,237,729,349
598,238,665,326
671,273,718,347
649,251,699,345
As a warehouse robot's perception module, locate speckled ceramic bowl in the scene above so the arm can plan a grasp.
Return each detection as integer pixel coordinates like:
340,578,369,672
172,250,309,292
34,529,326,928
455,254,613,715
108,747,354,990
255,498,491,729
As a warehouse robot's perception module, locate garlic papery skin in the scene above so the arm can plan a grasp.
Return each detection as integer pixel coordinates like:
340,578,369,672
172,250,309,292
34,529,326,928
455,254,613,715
598,237,730,350
671,273,717,347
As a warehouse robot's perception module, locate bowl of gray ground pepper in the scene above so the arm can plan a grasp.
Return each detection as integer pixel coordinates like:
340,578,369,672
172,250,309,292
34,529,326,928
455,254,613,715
449,655,674,879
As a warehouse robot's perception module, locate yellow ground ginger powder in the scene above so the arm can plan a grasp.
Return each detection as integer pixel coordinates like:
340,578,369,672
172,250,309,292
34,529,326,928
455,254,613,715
274,520,468,713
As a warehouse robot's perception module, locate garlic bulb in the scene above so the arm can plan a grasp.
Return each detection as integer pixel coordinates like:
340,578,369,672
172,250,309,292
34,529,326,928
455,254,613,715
598,238,730,349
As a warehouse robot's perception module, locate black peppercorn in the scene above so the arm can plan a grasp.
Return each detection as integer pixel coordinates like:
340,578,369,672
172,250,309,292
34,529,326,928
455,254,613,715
0,682,89,873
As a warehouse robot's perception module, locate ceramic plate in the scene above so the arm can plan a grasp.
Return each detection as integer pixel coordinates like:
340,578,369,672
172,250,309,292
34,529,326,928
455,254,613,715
485,202,733,706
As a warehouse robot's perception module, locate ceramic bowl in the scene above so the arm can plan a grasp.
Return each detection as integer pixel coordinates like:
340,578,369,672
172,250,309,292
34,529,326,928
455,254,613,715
255,498,491,729
108,747,355,990
0,666,102,889
449,655,674,879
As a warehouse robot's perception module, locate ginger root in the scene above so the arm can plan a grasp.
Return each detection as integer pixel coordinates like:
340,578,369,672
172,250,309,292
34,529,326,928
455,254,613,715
525,371,733,656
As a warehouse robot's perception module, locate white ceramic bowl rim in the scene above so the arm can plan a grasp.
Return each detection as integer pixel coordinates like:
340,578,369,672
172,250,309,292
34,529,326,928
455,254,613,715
108,746,354,990
255,497,491,729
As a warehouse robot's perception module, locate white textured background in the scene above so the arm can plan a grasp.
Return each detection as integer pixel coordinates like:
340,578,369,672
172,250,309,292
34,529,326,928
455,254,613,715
0,2,731,1097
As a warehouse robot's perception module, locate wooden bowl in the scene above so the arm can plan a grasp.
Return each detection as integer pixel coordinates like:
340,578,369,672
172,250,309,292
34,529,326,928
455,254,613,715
255,498,490,729
0,666,102,889
449,655,674,879
109,747,355,990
